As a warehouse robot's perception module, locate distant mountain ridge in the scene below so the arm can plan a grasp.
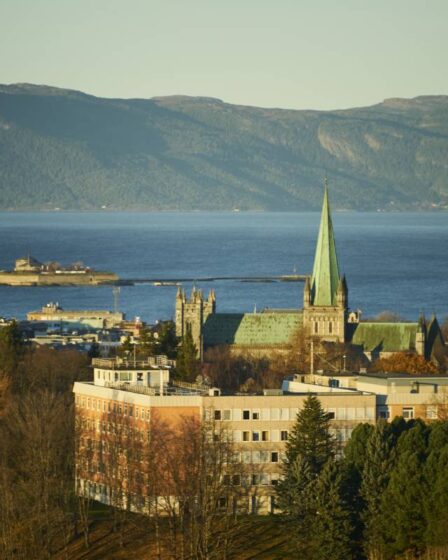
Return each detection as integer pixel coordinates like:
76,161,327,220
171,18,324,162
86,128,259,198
0,83,447,211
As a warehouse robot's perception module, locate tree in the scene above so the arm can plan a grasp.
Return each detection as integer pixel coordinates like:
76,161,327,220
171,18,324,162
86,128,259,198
276,456,314,555
360,421,395,560
369,352,440,374
284,394,334,475
344,423,374,474
380,422,429,558
149,414,248,559
0,321,24,376
425,445,448,554
311,461,356,560
176,324,200,382
137,327,157,358
277,395,335,558
157,321,178,359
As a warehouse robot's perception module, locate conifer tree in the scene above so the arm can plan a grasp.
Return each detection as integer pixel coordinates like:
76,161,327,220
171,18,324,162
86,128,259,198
157,321,178,358
360,421,395,559
0,321,24,375
277,395,335,558
425,445,448,552
380,422,429,557
276,456,314,555
176,323,200,382
311,461,356,560
284,394,334,475
344,423,374,473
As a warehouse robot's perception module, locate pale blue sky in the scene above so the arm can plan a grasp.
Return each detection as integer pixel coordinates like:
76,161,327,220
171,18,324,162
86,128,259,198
1,0,447,110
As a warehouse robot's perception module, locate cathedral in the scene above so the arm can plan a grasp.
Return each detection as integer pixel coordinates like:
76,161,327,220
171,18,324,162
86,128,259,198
175,187,444,365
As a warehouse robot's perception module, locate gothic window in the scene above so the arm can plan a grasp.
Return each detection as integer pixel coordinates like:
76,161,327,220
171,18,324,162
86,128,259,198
314,321,318,334
328,321,333,334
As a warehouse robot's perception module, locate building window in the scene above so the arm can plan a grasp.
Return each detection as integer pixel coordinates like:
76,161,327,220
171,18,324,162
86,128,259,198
270,408,280,421
403,407,414,420
356,408,365,420
262,431,269,441
326,409,336,420
314,321,318,334
426,406,438,420
222,409,231,421
378,407,389,419
271,452,279,463
271,430,280,442
328,321,333,334
252,431,260,442
280,408,289,421
280,430,288,441
214,410,221,421
242,451,251,464
242,431,250,442
252,410,260,420
252,451,261,463
243,410,250,420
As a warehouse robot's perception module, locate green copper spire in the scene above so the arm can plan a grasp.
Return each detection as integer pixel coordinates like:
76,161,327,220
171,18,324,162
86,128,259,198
311,182,341,306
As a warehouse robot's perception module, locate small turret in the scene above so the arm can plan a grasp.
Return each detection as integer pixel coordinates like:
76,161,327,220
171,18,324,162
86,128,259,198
303,276,311,308
415,312,426,356
337,275,348,308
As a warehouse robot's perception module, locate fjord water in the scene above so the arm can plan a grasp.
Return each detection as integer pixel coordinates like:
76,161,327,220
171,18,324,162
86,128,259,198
0,211,447,323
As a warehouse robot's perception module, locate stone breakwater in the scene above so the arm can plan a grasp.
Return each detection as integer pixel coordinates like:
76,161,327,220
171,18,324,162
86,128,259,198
0,271,118,286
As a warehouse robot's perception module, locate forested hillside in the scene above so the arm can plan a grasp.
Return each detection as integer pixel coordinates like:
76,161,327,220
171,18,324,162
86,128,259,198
0,84,447,210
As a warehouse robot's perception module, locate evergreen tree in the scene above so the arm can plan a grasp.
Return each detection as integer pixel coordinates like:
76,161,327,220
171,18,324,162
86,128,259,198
0,321,24,375
176,324,200,382
425,445,448,552
277,395,335,558
344,423,374,473
157,321,178,358
380,422,429,557
311,461,356,560
360,421,395,559
276,456,314,556
342,423,374,552
284,394,334,475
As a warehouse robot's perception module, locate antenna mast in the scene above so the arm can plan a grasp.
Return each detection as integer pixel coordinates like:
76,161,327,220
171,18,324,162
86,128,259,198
112,286,121,313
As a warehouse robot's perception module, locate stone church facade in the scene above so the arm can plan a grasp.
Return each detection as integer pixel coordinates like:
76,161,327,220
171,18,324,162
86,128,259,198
175,187,444,364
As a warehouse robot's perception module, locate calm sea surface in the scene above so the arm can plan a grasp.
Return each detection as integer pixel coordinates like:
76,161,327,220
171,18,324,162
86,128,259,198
0,212,447,323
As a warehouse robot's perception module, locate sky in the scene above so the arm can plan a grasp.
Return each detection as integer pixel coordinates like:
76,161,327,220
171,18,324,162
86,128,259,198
1,0,447,110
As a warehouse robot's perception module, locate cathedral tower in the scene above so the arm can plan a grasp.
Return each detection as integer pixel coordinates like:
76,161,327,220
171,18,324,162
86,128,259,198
175,286,216,359
303,184,348,342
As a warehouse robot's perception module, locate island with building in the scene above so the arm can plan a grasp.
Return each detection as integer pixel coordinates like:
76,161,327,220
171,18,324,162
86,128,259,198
0,255,118,285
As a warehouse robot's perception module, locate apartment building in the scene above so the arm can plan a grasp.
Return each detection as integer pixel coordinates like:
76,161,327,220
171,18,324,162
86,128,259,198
74,361,376,514
286,371,448,421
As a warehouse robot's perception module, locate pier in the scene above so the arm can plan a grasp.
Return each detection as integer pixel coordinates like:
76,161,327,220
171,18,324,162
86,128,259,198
116,274,308,286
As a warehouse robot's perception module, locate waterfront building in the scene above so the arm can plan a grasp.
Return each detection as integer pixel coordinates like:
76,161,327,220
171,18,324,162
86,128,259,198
27,302,125,330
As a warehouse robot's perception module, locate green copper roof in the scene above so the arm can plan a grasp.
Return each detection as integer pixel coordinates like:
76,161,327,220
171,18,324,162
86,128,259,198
203,312,303,347
311,186,341,306
351,322,419,353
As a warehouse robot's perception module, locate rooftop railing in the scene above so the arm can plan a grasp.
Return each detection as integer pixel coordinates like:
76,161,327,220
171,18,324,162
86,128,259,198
92,356,174,370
